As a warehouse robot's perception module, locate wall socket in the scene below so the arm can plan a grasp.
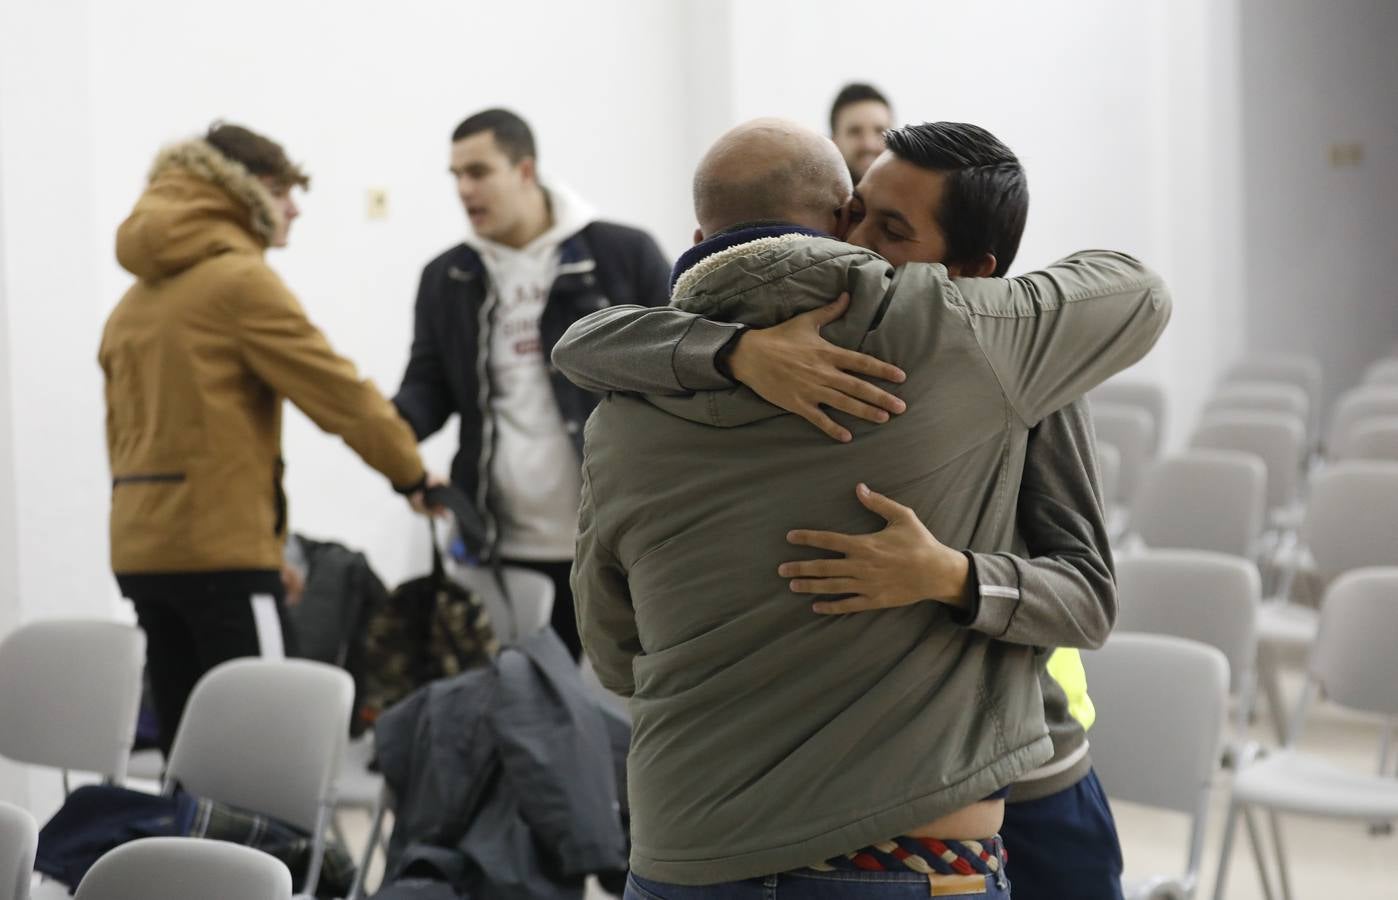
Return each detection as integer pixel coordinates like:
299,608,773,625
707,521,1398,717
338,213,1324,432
366,188,390,220
1329,142,1365,168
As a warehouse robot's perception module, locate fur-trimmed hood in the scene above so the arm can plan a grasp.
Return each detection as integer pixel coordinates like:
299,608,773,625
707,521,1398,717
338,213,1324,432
116,139,282,281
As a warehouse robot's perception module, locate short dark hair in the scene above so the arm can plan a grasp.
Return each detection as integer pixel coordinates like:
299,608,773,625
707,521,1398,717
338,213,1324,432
451,108,536,163
883,122,1028,276
205,121,309,190
829,83,891,134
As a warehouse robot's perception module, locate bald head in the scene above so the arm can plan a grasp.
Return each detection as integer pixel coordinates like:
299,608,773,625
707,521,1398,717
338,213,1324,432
693,118,852,237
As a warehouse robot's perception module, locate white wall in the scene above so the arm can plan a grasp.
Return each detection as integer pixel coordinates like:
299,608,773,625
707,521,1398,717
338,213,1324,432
8,0,1373,813
1240,0,1398,412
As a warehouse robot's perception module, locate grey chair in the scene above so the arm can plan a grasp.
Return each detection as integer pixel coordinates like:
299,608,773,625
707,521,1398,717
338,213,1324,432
0,801,36,900
1255,462,1398,740
1083,634,1229,900
163,658,353,897
1223,354,1322,441
449,564,555,645
1362,358,1398,386
1115,551,1260,742
0,620,146,791
1092,380,1168,453
73,837,292,900
1130,450,1267,559
1338,415,1398,462
1327,386,1398,459
1212,568,1398,900
1093,403,1156,511
1205,382,1310,431
1189,411,1306,527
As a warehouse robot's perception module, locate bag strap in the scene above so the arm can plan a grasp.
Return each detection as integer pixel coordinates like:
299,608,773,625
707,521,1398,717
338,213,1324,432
423,485,518,641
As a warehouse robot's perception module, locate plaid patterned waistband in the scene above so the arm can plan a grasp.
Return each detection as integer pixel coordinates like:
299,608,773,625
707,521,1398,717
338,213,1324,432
806,834,1007,877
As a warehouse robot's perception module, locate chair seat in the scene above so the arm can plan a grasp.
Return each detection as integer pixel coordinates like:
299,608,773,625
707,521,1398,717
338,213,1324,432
333,734,383,809
31,876,74,900
1232,750,1398,819
1256,603,1319,647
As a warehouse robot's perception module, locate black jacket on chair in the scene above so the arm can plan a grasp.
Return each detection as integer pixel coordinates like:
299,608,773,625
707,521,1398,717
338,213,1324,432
391,223,670,561
374,627,630,900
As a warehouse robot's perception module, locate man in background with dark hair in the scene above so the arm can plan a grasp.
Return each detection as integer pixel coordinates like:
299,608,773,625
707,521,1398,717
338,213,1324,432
829,82,893,183
392,108,671,659
101,122,430,755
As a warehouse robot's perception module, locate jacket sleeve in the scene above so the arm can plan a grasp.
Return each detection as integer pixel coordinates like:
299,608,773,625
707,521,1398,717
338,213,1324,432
228,262,426,492
391,266,456,440
954,398,1117,649
953,250,1171,426
552,305,744,395
572,452,639,697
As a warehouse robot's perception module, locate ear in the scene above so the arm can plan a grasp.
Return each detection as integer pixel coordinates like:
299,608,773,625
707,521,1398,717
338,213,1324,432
948,253,998,278
518,156,538,184
967,253,998,278
693,227,705,245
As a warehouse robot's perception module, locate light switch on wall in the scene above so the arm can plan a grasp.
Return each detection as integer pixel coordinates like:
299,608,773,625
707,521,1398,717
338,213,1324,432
366,188,389,220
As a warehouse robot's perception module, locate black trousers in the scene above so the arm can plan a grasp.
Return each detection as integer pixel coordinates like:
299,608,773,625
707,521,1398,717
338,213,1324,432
501,558,581,661
125,573,296,757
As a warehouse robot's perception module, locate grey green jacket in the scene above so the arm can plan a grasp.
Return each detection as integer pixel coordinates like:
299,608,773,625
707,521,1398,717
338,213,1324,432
568,235,1168,883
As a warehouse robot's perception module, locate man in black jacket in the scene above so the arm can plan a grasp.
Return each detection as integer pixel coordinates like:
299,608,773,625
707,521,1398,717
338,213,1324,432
393,109,670,659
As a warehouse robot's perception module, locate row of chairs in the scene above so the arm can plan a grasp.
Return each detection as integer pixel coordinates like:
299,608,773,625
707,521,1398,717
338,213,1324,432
0,564,559,900
1087,568,1398,900
1087,348,1398,898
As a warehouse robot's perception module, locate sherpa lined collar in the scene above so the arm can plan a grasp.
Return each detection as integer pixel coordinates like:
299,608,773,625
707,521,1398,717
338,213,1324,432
669,223,828,295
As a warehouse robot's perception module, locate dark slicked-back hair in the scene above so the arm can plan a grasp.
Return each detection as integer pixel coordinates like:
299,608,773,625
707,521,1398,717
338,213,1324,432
829,83,891,135
451,108,536,163
884,122,1028,276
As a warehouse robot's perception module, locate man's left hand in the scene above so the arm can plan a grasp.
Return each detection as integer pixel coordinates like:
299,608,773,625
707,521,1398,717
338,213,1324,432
780,483,970,614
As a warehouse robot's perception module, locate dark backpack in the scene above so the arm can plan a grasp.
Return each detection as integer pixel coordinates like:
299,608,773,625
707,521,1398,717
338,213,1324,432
356,487,500,729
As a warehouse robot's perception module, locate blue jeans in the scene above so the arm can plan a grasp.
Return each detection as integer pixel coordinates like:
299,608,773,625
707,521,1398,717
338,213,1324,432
626,867,1011,900
998,768,1124,900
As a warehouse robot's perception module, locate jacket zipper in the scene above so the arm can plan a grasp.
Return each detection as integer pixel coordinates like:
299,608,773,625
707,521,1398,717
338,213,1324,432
474,279,500,559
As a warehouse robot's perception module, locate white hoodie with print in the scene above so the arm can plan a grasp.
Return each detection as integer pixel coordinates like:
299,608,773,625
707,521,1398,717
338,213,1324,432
465,183,597,561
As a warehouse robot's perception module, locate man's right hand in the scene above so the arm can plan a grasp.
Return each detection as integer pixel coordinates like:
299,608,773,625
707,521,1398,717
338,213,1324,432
409,473,450,517
727,293,907,442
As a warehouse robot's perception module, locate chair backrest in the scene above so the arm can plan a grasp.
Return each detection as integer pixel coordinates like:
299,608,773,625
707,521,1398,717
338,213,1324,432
1132,450,1267,557
1363,358,1398,386
165,658,352,832
73,837,292,900
1091,381,1167,453
1206,380,1310,426
1328,387,1398,458
0,801,36,900
1189,411,1306,514
1115,550,1260,694
1302,462,1398,588
1224,354,1322,423
1306,568,1398,720
1096,442,1121,507
1083,633,1229,815
1340,416,1398,462
452,565,555,645
1092,403,1155,505
0,620,145,781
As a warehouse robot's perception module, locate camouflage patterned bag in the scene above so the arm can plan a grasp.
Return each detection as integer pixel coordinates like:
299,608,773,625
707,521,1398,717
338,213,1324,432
356,520,499,730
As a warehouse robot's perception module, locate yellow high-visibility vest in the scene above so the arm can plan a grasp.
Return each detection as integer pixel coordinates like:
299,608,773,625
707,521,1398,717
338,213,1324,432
1047,647,1095,731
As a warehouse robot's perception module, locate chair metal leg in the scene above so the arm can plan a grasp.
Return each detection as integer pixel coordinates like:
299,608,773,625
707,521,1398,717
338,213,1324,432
1212,799,1242,900
1242,805,1278,900
1268,812,1293,900
1257,646,1290,744
348,787,390,900
302,802,329,899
